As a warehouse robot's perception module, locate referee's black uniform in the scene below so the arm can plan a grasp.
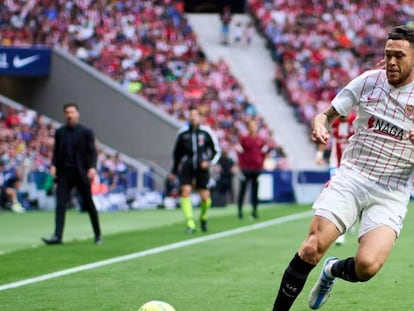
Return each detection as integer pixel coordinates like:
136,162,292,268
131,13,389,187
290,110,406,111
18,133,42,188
172,124,221,188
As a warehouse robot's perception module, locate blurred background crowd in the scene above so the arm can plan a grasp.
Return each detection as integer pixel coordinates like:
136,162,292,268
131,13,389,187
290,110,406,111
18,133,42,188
249,0,414,124
0,0,413,210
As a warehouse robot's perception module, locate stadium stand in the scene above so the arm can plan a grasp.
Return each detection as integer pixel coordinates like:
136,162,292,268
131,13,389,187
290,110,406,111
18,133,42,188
0,0,284,161
10,1,410,205
248,0,414,126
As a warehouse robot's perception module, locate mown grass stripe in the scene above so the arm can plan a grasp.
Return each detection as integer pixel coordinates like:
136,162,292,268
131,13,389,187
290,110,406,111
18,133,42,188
0,211,312,292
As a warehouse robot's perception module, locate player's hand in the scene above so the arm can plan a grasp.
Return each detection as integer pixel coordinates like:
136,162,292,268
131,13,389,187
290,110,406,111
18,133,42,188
200,161,209,169
311,127,330,145
49,165,57,181
311,112,331,145
87,168,97,181
407,129,414,144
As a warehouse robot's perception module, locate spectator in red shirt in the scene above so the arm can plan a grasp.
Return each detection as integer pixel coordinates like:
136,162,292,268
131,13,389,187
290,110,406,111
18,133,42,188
235,119,269,219
5,107,20,128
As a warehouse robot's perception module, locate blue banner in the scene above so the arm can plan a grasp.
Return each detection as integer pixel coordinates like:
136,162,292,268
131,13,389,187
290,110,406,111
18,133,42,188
0,46,51,76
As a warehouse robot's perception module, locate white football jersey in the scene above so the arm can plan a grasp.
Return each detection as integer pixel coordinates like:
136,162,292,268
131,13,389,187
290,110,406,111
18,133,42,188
332,69,414,191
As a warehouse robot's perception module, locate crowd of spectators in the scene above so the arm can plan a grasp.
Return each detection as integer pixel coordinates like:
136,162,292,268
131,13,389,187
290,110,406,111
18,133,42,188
5,0,410,172
0,104,53,173
248,0,414,126
0,0,287,169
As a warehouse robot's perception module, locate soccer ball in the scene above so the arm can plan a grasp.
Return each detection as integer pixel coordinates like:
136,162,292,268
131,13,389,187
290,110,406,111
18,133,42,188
137,300,176,311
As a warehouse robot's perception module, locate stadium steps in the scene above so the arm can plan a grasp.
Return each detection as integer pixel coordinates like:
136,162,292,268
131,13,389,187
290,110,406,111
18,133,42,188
187,13,319,170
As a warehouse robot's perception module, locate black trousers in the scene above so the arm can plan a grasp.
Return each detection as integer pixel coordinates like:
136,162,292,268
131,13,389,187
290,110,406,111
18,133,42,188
237,169,260,216
54,169,101,238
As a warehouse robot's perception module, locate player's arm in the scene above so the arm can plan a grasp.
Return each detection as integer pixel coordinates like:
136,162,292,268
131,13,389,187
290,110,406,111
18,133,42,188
85,128,97,181
315,144,326,165
171,133,183,175
50,129,60,180
209,132,221,166
311,105,339,145
203,127,221,166
199,129,221,170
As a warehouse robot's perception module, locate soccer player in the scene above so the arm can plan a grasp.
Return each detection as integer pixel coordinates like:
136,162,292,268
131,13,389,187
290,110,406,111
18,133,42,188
272,25,414,310
170,106,221,233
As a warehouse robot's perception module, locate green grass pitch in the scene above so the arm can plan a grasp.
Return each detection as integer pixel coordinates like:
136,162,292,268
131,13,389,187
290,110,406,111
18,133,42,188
1,202,414,310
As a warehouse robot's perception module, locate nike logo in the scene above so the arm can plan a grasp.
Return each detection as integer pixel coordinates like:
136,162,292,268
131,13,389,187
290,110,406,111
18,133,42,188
13,55,40,68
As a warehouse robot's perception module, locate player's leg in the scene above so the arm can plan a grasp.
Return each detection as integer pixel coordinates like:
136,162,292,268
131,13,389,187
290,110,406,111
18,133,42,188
330,192,406,283
275,167,358,310
42,173,73,244
250,171,260,218
75,175,102,243
199,188,211,232
273,216,339,311
5,187,25,213
329,166,347,245
307,168,363,309
309,173,407,309
178,165,196,233
197,168,212,232
237,170,248,219
330,225,395,283
308,226,395,310
180,184,195,233
54,174,74,239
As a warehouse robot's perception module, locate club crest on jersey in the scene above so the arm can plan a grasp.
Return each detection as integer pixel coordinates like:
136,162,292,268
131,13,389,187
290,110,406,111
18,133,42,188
367,116,404,140
405,105,414,120
198,134,205,146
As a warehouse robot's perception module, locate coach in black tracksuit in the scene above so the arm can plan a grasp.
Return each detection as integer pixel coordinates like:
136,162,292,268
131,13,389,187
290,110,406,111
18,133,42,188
42,103,102,245
171,107,221,233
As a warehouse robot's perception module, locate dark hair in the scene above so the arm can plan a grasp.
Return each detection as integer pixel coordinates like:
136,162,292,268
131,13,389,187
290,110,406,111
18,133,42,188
387,25,414,45
63,102,79,111
189,105,198,112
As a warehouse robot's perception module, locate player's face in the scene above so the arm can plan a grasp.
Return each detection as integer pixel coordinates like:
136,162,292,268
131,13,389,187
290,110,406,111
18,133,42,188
385,39,414,87
189,109,200,127
64,106,80,127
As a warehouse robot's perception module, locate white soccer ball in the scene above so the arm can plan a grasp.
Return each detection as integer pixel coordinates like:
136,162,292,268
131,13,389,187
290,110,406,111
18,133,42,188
137,300,176,311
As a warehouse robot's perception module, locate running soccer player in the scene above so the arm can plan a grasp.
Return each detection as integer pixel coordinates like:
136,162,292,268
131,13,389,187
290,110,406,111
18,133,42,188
272,25,414,310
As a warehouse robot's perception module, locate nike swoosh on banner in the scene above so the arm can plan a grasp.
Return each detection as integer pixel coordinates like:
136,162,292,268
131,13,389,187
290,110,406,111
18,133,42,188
12,55,40,68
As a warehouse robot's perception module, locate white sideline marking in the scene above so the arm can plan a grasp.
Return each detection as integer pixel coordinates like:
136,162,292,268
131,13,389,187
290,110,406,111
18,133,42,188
0,211,312,292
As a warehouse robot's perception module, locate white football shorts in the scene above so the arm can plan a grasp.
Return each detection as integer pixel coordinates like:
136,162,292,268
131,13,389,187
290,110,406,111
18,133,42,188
313,166,409,238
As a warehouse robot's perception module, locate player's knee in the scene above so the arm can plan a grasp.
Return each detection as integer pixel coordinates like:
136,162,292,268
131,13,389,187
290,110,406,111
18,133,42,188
180,186,192,197
199,192,210,201
181,191,191,197
300,238,323,264
355,256,382,281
